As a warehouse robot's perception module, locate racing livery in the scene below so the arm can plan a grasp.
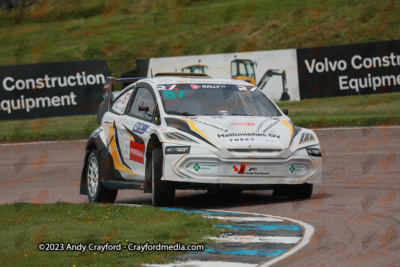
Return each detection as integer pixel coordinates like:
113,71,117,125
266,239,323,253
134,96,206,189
80,73,322,207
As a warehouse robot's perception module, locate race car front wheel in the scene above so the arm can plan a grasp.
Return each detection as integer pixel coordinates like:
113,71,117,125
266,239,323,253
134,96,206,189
288,183,313,199
86,149,118,203
152,148,175,207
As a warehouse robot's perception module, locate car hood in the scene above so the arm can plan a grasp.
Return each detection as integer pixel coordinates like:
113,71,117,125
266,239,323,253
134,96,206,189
164,116,294,150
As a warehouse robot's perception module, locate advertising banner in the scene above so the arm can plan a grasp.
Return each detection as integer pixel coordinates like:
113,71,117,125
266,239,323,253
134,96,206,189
141,49,300,102
297,40,400,99
0,60,110,120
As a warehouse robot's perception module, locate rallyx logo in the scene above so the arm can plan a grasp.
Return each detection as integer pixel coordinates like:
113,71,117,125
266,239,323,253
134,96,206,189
202,85,220,88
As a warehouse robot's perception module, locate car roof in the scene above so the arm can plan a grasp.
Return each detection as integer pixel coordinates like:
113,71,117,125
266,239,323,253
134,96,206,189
137,76,254,87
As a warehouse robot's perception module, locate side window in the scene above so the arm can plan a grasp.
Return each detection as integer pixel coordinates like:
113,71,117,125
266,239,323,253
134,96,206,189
239,62,246,76
128,88,156,121
111,90,133,114
231,62,238,76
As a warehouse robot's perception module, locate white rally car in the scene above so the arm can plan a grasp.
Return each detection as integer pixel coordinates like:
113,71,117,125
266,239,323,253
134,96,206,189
80,73,322,207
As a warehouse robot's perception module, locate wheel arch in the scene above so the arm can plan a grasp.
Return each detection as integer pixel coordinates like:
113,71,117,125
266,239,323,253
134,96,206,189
79,129,108,195
144,133,163,193
80,140,98,195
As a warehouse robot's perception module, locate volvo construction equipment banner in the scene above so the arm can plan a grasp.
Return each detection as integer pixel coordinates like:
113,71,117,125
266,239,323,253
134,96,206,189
297,40,400,99
140,49,301,102
0,60,110,120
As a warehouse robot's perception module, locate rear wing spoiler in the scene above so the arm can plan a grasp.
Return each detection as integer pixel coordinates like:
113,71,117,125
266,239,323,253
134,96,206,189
154,72,211,78
102,76,147,94
97,76,146,123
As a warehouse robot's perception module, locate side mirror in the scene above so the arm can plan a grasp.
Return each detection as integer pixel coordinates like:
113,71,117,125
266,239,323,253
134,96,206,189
139,106,149,112
281,108,289,115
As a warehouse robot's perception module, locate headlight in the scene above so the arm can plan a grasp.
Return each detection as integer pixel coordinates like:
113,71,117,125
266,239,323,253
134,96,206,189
163,132,197,143
299,133,315,144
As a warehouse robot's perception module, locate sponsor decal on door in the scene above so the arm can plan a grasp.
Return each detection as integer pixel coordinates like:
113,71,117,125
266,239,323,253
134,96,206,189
132,122,150,134
123,139,145,164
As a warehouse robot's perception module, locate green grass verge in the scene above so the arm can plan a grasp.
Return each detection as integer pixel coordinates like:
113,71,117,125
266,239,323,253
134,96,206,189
0,0,399,77
0,203,220,266
277,92,400,128
0,114,97,142
0,92,399,143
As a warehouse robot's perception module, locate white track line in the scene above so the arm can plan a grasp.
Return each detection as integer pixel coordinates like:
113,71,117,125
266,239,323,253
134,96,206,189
146,261,256,267
210,235,301,244
202,209,314,267
204,216,283,222
256,216,313,267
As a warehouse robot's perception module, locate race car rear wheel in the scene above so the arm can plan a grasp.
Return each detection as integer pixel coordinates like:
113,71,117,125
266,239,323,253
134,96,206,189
152,148,175,207
87,149,118,203
288,183,313,199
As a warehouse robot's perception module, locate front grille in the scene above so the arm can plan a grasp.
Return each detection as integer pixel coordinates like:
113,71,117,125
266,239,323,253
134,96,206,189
228,149,282,153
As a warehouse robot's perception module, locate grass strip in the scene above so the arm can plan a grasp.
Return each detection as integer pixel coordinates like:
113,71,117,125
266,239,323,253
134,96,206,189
277,92,400,128
0,203,220,266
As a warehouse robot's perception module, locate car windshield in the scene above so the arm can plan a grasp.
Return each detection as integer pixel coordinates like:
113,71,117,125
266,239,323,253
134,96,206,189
157,83,281,116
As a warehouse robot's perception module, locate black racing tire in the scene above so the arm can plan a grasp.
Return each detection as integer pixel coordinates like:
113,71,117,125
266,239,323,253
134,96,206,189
272,185,289,197
222,188,243,194
288,183,313,199
207,188,243,194
86,149,118,203
152,148,175,207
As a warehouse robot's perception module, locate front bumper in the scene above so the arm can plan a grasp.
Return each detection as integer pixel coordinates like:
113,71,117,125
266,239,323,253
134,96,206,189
162,147,322,185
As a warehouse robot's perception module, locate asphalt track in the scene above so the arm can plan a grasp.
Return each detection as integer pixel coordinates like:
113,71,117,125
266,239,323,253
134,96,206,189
1,126,400,266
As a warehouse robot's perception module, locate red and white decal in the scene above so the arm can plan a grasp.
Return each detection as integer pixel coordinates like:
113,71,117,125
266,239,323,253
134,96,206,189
123,139,145,164
230,122,255,126
191,84,201,89
233,164,246,174
122,92,131,104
